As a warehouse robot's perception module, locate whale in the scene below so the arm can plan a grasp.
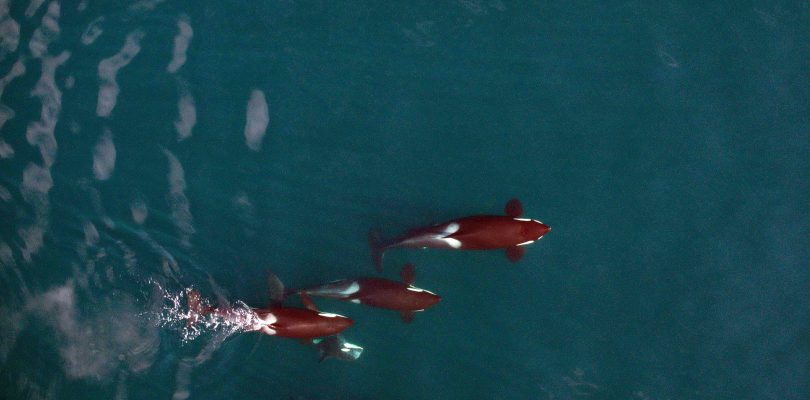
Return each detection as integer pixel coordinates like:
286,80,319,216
369,198,550,271
293,263,440,323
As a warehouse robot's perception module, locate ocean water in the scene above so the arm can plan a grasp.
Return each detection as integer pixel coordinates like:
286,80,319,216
1,1,809,399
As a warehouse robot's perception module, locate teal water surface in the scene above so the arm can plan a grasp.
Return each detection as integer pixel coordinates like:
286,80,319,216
1,1,809,399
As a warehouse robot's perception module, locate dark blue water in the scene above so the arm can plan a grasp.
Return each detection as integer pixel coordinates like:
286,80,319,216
1,1,809,399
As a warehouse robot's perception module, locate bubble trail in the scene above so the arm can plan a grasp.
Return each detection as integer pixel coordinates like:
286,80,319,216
151,282,261,343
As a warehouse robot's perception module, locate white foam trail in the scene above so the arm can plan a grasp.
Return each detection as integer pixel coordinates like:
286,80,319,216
0,240,13,266
0,184,10,201
93,129,116,180
82,221,99,246
129,0,166,13
0,58,26,98
0,137,11,158
97,30,143,118
154,284,259,343
0,104,14,158
174,91,196,141
80,16,104,45
21,163,54,204
167,15,192,73
0,304,22,364
130,197,148,224
26,51,69,167
25,0,46,18
0,0,20,60
27,281,160,380
18,162,52,261
28,2,59,59
162,149,195,247
244,89,268,151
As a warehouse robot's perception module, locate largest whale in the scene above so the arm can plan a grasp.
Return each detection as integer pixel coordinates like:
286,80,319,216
369,198,550,271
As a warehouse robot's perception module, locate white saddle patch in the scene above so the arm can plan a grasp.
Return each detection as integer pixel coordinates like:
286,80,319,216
259,312,277,324
338,281,361,296
406,287,424,292
443,222,460,235
516,240,535,246
441,237,462,249
514,218,532,222
318,312,342,318
350,299,361,304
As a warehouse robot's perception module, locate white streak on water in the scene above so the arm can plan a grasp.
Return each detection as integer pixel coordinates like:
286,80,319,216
167,15,192,73
26,281,160,381
162,148,195,247
130,196,148,224
80,16,104,45
19,163,52,261
28,2,59,59
24,0,45,18
0,0,20,60
0,104,13,158
83,221,99,247
0,58,26,98
129,0,166,13
244,89,268,151
26,50,69,167
97,30,143,117
93,129,116,180
0,184,10,201
174,91,196,141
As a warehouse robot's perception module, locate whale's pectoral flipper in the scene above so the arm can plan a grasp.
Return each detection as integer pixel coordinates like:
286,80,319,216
505,246,525,262
400,310,415,324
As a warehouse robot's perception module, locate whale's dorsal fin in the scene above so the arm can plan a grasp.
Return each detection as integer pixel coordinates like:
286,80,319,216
505,198,523,218
400,263,416,285
267,270,285,305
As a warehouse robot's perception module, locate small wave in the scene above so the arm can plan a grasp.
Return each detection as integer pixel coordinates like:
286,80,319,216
162,148,195,248
244,89,268,151
0,0,20,60
80,16,104,46
130,196,148,224
0,58,26,98
97,30,143,118
167,15,192,73
28,2,59,59
174,91,196,141
93,129,116,180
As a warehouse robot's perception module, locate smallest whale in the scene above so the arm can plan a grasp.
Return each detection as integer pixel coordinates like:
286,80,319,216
291,263,440,323
369,198,550,271
307,334,364,362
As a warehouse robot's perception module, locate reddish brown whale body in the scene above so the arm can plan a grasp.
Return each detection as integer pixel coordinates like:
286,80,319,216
369,199,550,270
187,289,353,339
254,306,353,339
298,264,440,323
